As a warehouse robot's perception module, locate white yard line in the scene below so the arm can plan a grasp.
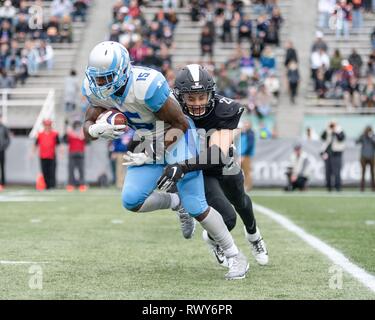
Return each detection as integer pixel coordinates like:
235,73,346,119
0,196,53,202
253,203,375,294
0,261,49,265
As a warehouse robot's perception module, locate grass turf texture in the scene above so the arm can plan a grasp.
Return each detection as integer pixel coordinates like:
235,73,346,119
0,189,374,299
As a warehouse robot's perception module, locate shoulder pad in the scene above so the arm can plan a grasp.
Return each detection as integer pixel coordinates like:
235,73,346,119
132,68,160,101
214,96,244,119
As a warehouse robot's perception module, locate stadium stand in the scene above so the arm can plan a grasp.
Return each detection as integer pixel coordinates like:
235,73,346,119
0,0,91,133
307,0,375,110
140,0,293,138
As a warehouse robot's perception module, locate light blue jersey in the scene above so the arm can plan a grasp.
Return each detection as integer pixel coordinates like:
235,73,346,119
82,66,172,137
83,65,208,216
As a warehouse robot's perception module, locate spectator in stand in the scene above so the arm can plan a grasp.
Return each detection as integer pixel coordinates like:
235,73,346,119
287,61,300,104
362,0,374,11
34,119,60,190
356,125,375,191
265,69,280,97
237,14,252,44
260,45,276,75
367,49,375,76
284,143,310,191
36,40,54,71
51,0,73,19
315,67,328,98
0,1,16,23
222,6,234,43
311,31,328,53
60,15,73,43
333,0,351,39
0,113,10,191
318,0,336,29
338,59,355,99
311,48,330,80
64,120,87,192
371,27,375,50
190,0,200,22
328,48,343,80
200,25,214,59
343,76,361,108
256,14,269,39
237,120,255,192
361,75,375,107
64,69,79,114
351,0,363,30
321,120,346,192
284,40,298,67
45,15,60,43
0,20,13,44
129,36,148,64
0,68,15,88
251,35,265,60
14,13,30,42
348,48,363,78
163,0,177,11
239,49,255,77
72,0,88,22
265,19,279,46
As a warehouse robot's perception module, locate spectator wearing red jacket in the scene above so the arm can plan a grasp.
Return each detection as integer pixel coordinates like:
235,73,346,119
63,120,87,191
34,119,60,189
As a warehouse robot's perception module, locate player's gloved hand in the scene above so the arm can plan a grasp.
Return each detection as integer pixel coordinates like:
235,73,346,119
122,151,154,166
88,122,126,139
157,163,185,192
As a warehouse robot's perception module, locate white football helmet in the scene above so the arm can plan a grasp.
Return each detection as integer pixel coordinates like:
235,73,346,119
85,41,131,99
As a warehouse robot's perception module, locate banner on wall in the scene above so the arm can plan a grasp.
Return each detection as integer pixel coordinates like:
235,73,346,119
5,137,365,187
251,139,363,186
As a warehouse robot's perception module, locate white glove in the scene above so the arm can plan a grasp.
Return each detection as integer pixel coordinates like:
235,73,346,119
88,122,126,139
122,151,153,166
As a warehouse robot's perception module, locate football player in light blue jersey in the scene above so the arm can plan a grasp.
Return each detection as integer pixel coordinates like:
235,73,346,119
82,41,248,280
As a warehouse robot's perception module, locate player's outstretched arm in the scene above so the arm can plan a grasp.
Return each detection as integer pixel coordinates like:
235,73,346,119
157,129,237,191
155,96,189,150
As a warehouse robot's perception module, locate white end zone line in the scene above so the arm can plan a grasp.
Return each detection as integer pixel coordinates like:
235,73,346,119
253,203,375,294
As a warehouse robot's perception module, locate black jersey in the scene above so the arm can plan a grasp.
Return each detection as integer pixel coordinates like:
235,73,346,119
194,95,244,132
192,95,244,176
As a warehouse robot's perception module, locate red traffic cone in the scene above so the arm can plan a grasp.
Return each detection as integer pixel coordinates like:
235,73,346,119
36,173,46,191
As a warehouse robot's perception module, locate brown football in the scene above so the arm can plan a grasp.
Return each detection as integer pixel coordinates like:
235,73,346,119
96,109,128,126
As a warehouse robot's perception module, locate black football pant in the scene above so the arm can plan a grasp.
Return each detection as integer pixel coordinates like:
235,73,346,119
204,172,257,235
41,158,56,189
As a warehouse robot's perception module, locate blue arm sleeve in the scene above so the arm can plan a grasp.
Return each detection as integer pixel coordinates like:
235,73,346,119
144,73,170,112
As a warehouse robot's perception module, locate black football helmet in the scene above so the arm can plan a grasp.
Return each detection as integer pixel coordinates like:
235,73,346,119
173,64,216,119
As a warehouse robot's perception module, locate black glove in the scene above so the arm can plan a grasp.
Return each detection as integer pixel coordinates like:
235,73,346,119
157,163,185,192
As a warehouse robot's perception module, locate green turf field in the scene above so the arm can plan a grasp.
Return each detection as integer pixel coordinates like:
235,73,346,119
0,189,374,299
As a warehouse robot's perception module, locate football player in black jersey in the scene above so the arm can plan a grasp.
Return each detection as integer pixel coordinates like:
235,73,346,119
157,64,268,267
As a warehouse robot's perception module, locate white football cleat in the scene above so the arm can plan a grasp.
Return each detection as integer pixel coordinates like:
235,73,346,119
175,206,196,239
202,230,229,268
244,227,269,266
225,251,250,280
